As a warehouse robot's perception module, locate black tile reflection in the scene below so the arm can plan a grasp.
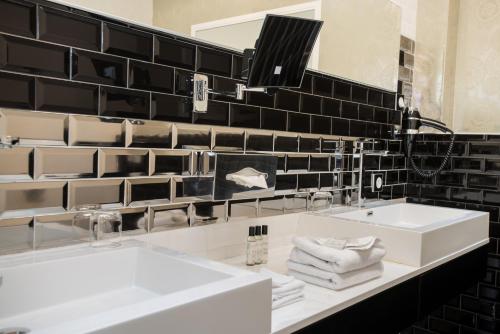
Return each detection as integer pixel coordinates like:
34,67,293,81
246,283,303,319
422,156,450,170
36,77,98,114
484,192,500,206
470,143,500,156
131,181,170,202
388,110,402,125
383,93,396,109
100,86,150,119
0,0,36,37
352,85,367,103
320,174,334,188
151,93,191,123
247,91,274,108
350,120,366,137
103,23,152,61
230,104,260,128
334,80,350,100
102,152,149,177
174,70,193,96
196,46,232,77
298,173,318,190
342,101,358,119
288,112,310,133
193,100,229,126
175,128,210,149
72,49,126,86
232,55,243,79
300,94,321,115
246,133,273,152
275,90,300,112
287,155,308,171
276,174,297,191
39,6,100,51
359,105,374,121
313,76,333,97
366,123,381,138
332,118,349,136
386,171,399,184
468,174,498,189
155,155,190,175
374,108,387,123
454,158,483,171
300,137,320,153
211,76,239,102
380,156,393,169
342,173,353,188
261,108,286,131
311,115,331,135
421,185,449,200
154,36,195,70
322,98,341,117
450,188,481,203
0,71,34,109
0,34,69,78
275,136,298,152
310,156,329,172
215,132,244,150
298,73,312,93
129,60,173,93
321,138,338,153
368,90,383,107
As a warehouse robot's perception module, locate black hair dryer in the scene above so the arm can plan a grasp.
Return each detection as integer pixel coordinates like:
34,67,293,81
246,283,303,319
397,97,455,178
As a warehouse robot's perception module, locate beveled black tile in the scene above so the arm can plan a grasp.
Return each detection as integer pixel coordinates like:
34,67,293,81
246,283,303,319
342,101,358,119
468,174,498,190
276,174,297,191
129,180,170,204
365,123,381,138
211,76,239,101
312,76,333,97
288,112,310,133
451,188,482,203
71,49,126,86
319,173,334,188
275,135,298,152
299,137,320,153
383,93,396,109
0,34,69,78
388,110,402,125
261,108,286,131
230,104,260,128
232,55,243,79
322,98,341,117
470,143,500,156
246,133,273,152
275,89,300,111
436,172,465,187
151,93,191,123
103,23,153,61
39,6,100,51
454,158,483,171
0,0,36,38
421,185,450,200
332,118,349,136
298,173,319,190
196,46,232,77
484,191,500,206
100,86,150,119
287,155,309,171
310,156,329,171
334,80,351,100
350,120,366,137
486,159,500,173
374,108,387,123
193,100,228,126
0,71,34,109
368,89,383,107
129,60,174,93
311,115,331,135
36,77,98,114
359,105,374,121
300,94,321,115
352,85,368,103
174,69,193,96
246,91,274,108
154,36,195,70
297,73,312,93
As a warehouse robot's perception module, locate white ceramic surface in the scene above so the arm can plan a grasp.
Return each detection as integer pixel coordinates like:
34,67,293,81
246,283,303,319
306,203,489,266
0,241,271,334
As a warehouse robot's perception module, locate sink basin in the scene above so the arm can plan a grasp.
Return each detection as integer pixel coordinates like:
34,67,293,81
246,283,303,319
302,203,489,267
0,241,271,334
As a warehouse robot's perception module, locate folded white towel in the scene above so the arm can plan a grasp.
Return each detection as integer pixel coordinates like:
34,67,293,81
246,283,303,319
313,236,377,250
287,261,383,290
260,268,294,288
272,279,306,296
272,291,305,310
292,237,386,273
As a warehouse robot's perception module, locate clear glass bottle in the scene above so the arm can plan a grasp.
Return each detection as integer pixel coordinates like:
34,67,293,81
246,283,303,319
261,225,268,264
246,226,256,266
254,225,263,265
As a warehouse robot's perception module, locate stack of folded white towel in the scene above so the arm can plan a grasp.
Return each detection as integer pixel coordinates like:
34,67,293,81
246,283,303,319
260,268,305,310
287,236,386,290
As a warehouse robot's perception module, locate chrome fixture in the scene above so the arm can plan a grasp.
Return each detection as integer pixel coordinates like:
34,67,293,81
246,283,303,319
73,205,122,247
0,135,20,149
367,210,374,216
356,140,389,208
310,191,333,211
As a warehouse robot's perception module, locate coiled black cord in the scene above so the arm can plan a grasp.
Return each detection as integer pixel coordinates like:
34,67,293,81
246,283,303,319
407,132,455,178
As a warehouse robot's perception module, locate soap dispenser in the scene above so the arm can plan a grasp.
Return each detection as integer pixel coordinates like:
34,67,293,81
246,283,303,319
255,226,263,265
261,225,268,264
246,226,256,266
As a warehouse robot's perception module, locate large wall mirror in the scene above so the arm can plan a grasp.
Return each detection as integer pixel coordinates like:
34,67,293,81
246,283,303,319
63,0,499,133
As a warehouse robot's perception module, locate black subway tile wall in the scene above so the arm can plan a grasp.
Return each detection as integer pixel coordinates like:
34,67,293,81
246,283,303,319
407,134,500,334
0,0,402,254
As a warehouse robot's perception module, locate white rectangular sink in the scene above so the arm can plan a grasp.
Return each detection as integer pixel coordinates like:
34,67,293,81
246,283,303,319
303,203,489,267
0,241,271,334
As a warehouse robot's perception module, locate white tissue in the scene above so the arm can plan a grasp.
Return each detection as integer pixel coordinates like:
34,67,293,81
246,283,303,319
226,167,268,188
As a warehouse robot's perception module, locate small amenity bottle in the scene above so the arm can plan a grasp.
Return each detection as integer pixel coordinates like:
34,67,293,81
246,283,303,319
255,225,263,264
246,226,256,266
261,225,268,264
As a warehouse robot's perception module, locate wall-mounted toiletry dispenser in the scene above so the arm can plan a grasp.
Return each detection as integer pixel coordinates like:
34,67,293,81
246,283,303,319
213,153,277,200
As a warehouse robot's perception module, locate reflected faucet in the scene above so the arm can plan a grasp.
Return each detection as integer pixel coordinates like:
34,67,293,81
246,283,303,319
0,135,20,149
73,204,122,247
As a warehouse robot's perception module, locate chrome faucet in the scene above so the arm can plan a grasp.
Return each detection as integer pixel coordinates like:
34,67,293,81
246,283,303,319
356,140,389,208
73,205,122,247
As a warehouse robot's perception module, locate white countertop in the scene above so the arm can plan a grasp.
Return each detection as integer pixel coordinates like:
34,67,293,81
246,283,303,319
221,239,490,334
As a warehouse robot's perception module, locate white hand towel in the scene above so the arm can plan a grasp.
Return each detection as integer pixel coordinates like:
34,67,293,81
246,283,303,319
292,237,386,273
260,268,294,288
287,261,383,290
272,291,305,310
313,236,377,250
